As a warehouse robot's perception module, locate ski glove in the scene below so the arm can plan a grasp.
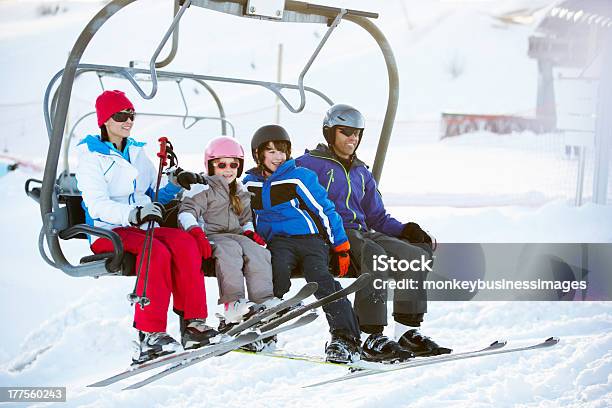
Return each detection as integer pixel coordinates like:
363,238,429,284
333,241,351,277
401,222,435,251
188,227,213,260
243,230,266,246
169,167,207,190
129,202,164,226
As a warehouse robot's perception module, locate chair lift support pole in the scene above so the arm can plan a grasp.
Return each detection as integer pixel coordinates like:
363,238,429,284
155,0,182,69
41,0,140,277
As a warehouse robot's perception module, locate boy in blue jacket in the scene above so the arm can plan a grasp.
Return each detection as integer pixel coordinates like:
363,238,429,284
243,124,362,363
296,104,451,361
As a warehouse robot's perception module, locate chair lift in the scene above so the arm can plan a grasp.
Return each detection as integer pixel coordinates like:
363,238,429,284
26,0,399,280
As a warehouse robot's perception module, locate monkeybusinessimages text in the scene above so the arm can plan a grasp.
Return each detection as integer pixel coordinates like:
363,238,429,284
371,255,587,294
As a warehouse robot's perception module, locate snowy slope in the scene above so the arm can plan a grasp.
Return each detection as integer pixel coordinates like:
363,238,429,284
1,0,611,406
1,168,611,407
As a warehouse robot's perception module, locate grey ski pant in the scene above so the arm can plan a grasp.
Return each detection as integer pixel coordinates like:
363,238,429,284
346,229,430,328
210,233,274,305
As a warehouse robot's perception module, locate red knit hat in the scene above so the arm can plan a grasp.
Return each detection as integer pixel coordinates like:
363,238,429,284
95,90,135,127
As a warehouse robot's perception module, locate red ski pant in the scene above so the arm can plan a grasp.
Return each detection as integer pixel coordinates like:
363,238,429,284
91,227,208,332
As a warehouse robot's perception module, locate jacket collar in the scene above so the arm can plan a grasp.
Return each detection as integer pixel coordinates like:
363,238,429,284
269,159,296,180
245,159,296,181
306,143,367,168
205,174,247,192
78,134,146,162
204,174,230,192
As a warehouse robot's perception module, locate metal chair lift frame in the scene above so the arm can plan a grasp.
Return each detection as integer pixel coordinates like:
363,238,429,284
61,75,239,175
33,0,399,278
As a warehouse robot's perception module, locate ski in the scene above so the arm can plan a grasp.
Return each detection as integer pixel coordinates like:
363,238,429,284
123,312,319,390
258,273,373,333
304,337,559,388
224,282,319,336
87,332,258,388
234,348,382,370
236,339,507,371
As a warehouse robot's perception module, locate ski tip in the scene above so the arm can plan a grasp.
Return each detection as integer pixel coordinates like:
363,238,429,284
358,272,373,282
304,281,319,290
239,332,260,341
491,340,508,347
303,375,346,389
86,382,104,388
297,311,318,324
544,337,560,345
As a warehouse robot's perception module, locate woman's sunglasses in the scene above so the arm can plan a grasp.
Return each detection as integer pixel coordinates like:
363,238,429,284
213,162,240,169
339,127,361,137
111,111,136,122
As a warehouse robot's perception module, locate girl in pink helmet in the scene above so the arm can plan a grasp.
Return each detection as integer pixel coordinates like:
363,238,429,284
178,136,279,339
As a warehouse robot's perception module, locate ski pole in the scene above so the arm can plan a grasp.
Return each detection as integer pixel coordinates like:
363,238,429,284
127,137,170,310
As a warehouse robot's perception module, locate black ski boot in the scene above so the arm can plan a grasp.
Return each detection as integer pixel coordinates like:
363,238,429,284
181,318,219,349
132,331,183,365
325,332,362,364
398,329,452,356
362,333,415,363
240,335,278,352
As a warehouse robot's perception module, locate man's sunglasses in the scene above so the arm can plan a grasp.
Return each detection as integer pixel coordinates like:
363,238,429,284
111,111,136,122
213,162,240,169
339,127,361,137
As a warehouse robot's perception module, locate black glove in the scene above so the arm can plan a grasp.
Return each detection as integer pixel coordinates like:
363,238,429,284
401,222,433,247
129,202,165,226
170,167,207,190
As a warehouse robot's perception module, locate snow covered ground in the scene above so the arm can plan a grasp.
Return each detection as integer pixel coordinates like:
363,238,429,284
1,0,611,406
1,168,611,407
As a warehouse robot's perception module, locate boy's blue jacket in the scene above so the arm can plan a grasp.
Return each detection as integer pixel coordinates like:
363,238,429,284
242,159,348,248
296,143,404,237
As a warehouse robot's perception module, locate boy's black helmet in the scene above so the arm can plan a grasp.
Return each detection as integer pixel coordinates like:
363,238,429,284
250,124,292,162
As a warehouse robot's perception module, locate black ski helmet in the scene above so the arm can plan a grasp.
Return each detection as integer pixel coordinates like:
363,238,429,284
322,104,365,146
250,124,292,163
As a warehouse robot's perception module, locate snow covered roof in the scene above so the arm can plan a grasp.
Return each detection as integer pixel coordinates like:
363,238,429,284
528,0,612,67
538,0,612,36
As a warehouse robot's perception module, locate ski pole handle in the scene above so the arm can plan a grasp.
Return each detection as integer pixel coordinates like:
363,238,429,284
157,137,169,168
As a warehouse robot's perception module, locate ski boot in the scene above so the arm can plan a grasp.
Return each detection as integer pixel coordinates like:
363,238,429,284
181,318,219,349
325,331,362,364
132,331,183,365
362,332,415,363
398,329,452,356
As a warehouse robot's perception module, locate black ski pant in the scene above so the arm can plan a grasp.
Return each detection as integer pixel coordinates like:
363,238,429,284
268,235,361,340
346,229,430,331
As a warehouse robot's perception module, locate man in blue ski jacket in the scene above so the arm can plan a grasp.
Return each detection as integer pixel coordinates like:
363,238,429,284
243,124,362,364
296,104,451,361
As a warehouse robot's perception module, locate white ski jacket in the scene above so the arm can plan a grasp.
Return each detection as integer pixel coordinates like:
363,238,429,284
75,135,180,236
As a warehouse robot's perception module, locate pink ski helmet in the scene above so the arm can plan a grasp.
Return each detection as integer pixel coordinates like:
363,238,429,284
204,136,245,177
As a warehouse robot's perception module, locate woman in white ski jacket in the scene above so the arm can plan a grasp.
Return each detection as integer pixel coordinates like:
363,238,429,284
75,90,217,364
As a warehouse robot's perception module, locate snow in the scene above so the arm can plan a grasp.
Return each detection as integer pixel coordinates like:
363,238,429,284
1,0,611,406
